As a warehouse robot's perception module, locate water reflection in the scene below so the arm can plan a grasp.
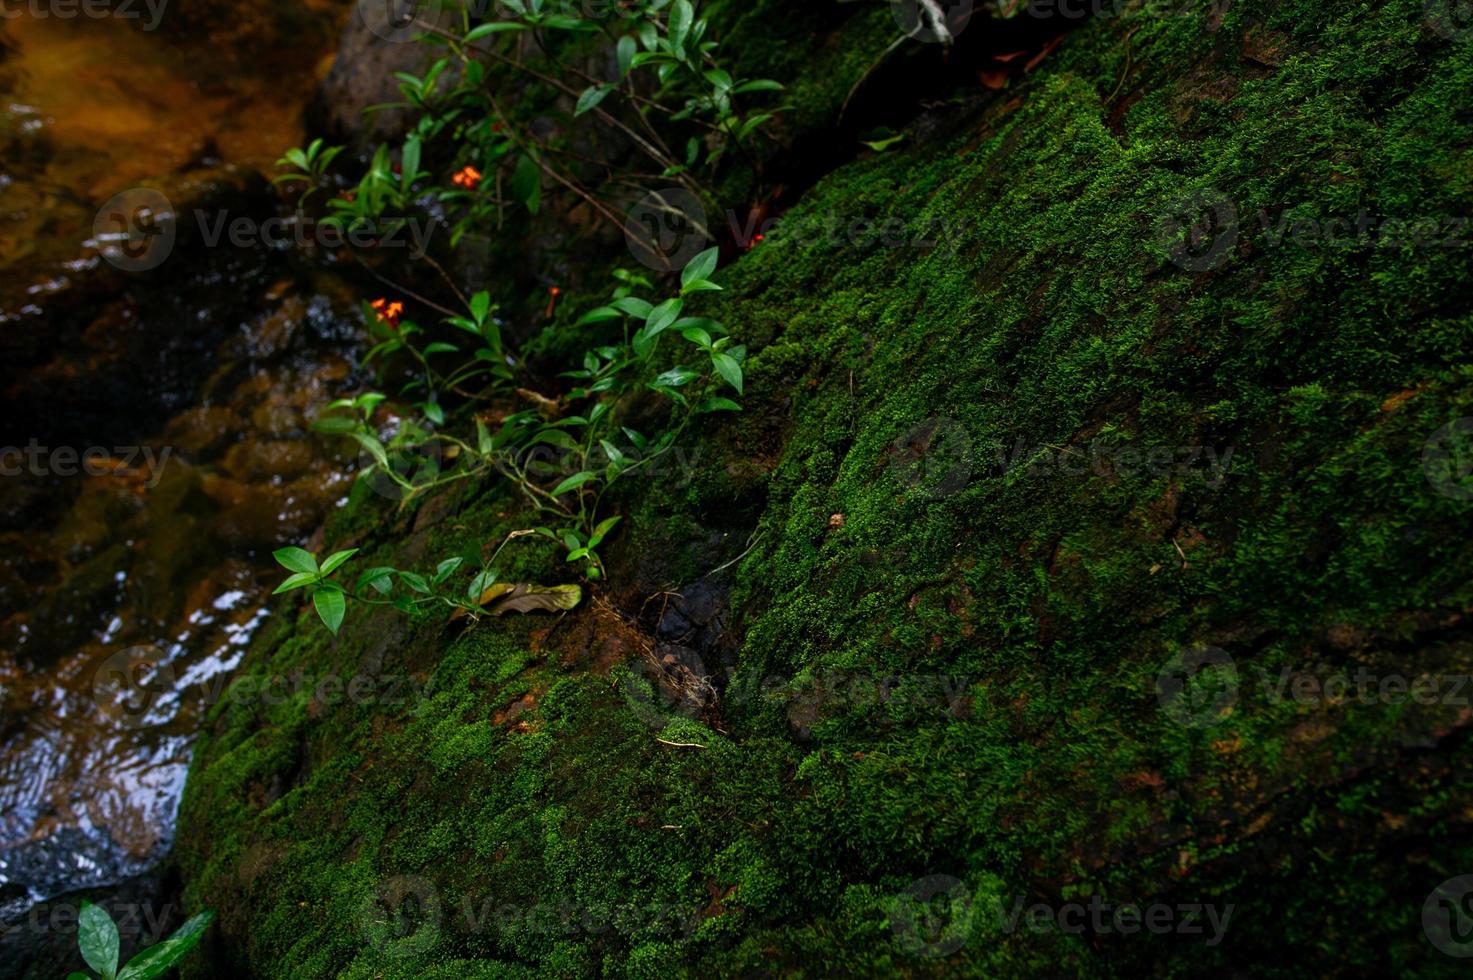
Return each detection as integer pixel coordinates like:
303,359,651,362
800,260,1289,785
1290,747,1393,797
0,3,356,913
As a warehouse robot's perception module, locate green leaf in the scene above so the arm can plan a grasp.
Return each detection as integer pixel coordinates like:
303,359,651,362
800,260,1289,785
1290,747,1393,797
612,296,654,319
616,35,637,77
653,366,701,387
703,68,733,92
273,547,318,575
669,0,693,52
313,589,346,634
589,515,622,547
511,155,541,214
644,298,683,338
575,85,612,116
680,326,713,348
399,571,432,594
469,291,492,324
115,910,213,980
401,137,421,194
467,568,499,599
575,305,623,326
552,471,599,496
319,549,359,575
272,571,318,595
422,342,460,356
351,432,390,469
476,418,495,455
680,278,722,294
696,396,743,413
734,78,784,94
312,414,359,434
434,556,465,584
356,567,397,595
711,351,744,394
79,900,120,980
860,133,906,152
541,13,596,29
464,21,527,42
599,439,627,467
681,245,719,286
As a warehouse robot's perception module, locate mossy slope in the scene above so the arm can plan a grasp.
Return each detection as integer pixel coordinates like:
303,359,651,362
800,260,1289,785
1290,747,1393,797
176,0,1473,976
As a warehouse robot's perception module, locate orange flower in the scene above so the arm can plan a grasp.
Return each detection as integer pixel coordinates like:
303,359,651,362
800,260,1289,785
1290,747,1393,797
452,166,483,190
370,297,405,327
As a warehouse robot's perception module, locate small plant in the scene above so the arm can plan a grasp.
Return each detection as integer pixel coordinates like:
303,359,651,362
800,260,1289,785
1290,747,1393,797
68,900,212,980
271,137,344,205
273,534,580,635
265,0,769,613
274,0,784,247
307,246,740,583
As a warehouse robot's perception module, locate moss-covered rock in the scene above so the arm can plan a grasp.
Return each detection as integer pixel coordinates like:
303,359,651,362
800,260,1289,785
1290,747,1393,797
174,0,1473,975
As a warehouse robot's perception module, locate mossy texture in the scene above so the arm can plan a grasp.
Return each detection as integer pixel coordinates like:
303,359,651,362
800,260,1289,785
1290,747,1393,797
175,0,1473,976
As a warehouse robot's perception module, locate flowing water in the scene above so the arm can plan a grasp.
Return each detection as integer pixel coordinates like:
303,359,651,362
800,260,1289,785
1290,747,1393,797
0,4,362,917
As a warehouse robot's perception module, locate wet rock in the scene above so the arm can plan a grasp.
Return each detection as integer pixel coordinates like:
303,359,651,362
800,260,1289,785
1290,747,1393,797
311,4,456,157
221,439,317,484
162,406,242,462
21,542,130,667
0,868,182,980
249,398,305,438
50,482,141,565
212,482,329,551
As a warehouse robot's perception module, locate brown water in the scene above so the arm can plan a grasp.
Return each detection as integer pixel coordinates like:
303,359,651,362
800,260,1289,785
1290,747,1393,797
0,4,360,913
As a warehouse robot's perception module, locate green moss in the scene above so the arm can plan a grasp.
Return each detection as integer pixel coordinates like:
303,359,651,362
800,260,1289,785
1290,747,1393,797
175,0,1473,976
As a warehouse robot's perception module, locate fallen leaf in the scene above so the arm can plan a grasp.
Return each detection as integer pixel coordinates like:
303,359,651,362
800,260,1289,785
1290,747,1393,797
487,583,583,616
450,583,583,622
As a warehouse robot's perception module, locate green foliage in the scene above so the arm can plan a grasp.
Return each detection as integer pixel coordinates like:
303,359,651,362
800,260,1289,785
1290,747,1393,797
272,532,578,633
276,0,784,239
70,901,213,980
305,247,739,592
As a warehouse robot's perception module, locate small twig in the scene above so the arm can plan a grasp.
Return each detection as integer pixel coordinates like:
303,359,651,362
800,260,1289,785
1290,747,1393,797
697,528,767,582
421,252,470,311
350,253,460,318
655,738,706,749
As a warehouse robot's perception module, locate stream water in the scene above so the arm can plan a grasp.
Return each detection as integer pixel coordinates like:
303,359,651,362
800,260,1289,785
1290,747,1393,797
0,5,362,918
